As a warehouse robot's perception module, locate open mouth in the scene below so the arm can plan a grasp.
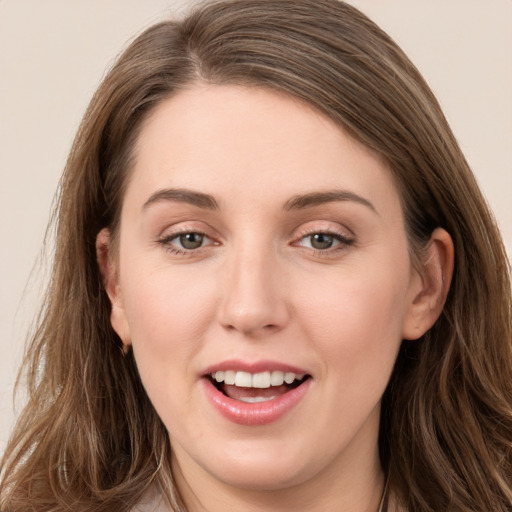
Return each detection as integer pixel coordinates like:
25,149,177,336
208,370,311,403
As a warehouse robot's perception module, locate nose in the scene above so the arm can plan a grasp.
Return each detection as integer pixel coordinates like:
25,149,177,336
217,246,290,337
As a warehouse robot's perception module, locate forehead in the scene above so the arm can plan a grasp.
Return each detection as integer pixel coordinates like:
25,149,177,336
125,84,401,216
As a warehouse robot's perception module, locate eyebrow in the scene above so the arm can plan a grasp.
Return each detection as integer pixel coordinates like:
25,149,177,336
142,187,377,215
284,190,378,214
142,188,219,211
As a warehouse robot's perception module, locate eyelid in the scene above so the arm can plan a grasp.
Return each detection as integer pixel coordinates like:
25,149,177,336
157,220,217,239
155,220,354,257
163,231,211,246
291,222,355,255
156,222,221,255
293,220,354,241
296,231,353,247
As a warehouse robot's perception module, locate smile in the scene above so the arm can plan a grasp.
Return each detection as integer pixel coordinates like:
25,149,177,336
211,370,306,396
203,366,312,425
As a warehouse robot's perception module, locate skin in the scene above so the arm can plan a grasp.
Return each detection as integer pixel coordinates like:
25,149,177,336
97,84,453,512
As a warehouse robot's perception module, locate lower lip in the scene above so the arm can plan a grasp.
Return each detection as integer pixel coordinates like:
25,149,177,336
202,378,311,426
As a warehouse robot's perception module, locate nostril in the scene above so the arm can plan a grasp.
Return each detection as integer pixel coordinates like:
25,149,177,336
222,322,282,336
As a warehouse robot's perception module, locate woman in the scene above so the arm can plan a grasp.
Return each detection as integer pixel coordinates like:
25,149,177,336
1,1,511,510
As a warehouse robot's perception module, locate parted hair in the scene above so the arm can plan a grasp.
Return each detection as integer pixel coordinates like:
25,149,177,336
1,1,511,511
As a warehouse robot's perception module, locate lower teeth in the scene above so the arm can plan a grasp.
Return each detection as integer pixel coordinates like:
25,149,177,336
238,396,277,403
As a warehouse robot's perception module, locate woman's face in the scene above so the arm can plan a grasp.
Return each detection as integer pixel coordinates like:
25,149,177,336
106,85,425,495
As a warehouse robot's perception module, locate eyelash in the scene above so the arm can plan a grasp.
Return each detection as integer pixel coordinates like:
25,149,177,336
157,228,355,257
157,230,215,256
293,228,355,256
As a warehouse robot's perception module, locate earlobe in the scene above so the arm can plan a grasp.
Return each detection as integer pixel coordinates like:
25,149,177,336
402,228,454,340
96,228,131,349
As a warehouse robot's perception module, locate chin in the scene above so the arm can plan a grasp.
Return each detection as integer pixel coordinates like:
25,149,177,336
194,438,327,492
210,462,312,492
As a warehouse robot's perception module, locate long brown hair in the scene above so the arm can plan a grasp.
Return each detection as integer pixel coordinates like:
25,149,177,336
1,1,511,510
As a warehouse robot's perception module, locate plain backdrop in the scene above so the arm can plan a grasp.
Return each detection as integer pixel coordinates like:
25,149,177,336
1,0,511,453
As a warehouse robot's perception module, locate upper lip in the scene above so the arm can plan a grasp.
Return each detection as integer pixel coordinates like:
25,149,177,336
201,359,310,377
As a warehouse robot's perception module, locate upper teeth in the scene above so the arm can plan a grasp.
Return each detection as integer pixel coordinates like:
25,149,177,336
211,370,305,389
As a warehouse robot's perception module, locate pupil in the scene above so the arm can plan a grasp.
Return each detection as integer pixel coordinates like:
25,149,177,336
180,233,203,249
311,233,333,249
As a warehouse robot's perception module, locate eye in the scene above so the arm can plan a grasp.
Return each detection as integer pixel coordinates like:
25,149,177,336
302,233,338,250
297,231,353,251
159,231,214,253
176,232,206,250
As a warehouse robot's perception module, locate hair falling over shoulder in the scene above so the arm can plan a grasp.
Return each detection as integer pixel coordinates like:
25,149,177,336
1,1,511,510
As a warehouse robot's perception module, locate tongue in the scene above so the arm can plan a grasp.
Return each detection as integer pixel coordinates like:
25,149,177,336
223,383,290,401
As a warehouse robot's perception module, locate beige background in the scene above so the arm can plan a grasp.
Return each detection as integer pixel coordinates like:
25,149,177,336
1,0,511,452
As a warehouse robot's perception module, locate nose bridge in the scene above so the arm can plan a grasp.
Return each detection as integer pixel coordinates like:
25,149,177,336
218,237,289,335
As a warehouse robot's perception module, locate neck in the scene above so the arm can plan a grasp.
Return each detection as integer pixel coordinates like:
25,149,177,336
171,447,386,512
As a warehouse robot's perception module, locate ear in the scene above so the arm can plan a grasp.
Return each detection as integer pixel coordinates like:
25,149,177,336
96,228,131,350
402,228,454,340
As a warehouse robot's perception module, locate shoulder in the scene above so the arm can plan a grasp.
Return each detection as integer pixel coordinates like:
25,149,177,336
131,488,171,512
386,491,407,512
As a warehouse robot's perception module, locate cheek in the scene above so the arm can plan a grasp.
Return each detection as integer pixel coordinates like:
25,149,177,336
119,256,218,374
119,262,220,427
295,261,410,378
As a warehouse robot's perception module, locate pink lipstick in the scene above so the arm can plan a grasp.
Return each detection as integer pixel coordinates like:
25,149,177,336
201,361,311,425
